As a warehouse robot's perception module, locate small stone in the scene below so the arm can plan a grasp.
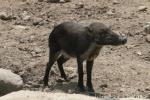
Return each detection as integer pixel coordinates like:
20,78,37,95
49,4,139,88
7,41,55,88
43,87,51,92
28,36,35,42
144,22,150,34
31,83,41,88
125,44,136,49
21,11,31,21
136,51,142,56
34,47,42,53
68,89,73,94
99,84,108,88
0,12,12,20
60,0,71,3
24,84,31,88
107,10,115,16
56,78,65,83
33,17,43,26
113,0,120,4
146,35,150,43
138,6,147,11
23,15,31,21
76,3,84,9
120,88,126,92
13,25,29,30
31,51,36,57
145,87,150,91
59,0,65,3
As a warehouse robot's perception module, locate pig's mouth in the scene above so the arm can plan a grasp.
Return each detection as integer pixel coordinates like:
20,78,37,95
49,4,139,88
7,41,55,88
109,35,127,46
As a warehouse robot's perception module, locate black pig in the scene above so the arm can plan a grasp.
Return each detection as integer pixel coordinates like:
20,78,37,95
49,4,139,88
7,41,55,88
43,22,127,95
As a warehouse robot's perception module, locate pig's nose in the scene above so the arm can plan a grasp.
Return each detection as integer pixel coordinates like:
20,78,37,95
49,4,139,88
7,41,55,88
121,36,127,44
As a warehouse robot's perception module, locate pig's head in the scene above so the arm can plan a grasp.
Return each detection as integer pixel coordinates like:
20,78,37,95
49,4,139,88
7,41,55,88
88,22,127,45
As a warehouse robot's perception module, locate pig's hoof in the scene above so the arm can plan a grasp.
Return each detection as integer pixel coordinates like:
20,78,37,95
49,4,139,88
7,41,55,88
43,82,49,88
87,87,95,96
78,85,86,92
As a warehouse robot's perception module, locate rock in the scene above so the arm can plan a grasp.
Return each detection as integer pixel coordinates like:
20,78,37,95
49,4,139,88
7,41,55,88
99,84,108,88
23,15,31,21
138,6,147,11
21,11,31,21
0,12,12,20
113,0,120,4
13,25,29,30
144,22,150,34
67,89,74,94
60,0,71,3
107,10,115,16
28,35,35,42
0,90,148,100
135,51,142,56
146,35,150,43
76,3,84,9
125,44,136,49
31,47,42,57
33,17,43,26
0,69,23,96
34,47,42,53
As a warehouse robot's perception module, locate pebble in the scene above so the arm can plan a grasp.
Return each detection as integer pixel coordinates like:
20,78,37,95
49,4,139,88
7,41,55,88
23,15,31,21
13,25,29,30
125,44,136,49
107,10,115,16
146,35,150,43
68,89,74,94
113,0,120,4
76,2,84,9
33,17,43,26
99,84,108,88
34,47,42,53
144,22,150,34
138,6,147,11
0,68,23,95
60,0,71,3
136,51,142,56
21,11,31,21
0,11,12,20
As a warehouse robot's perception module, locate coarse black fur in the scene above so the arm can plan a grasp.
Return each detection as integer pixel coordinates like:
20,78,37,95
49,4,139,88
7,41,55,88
43,22,127,96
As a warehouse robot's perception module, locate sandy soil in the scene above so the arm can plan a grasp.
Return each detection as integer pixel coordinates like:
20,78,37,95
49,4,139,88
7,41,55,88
0,0,150,98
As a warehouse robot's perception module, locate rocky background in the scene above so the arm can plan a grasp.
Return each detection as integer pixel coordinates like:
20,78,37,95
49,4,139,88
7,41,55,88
0,0,150,99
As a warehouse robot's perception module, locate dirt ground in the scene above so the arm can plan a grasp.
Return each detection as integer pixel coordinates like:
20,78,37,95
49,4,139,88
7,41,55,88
0,0,150,98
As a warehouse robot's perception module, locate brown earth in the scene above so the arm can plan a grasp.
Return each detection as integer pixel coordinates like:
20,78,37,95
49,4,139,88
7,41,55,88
0,0,150,98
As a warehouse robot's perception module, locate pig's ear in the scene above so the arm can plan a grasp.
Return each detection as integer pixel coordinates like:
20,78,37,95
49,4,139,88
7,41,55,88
85,26,95,38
